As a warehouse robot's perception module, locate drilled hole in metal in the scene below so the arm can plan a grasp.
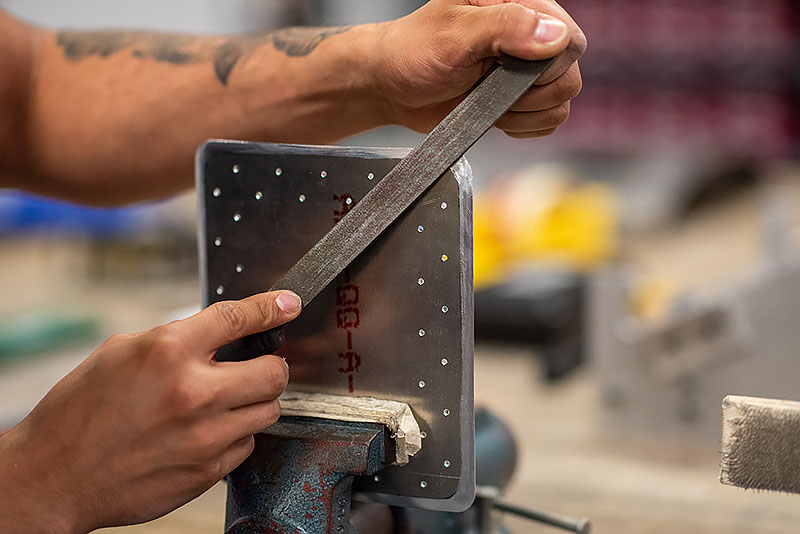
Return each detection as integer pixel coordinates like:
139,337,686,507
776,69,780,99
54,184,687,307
441,305,449,313
235,264,243,273
420,431,427,439
441,358,448,366
320,170,327,178
441,254,448,262
441,202,447,209
275,167,282,176
232,165,239,174
214,237,222,247
417,225,424,233
212,187,221,197
420,481,428,488
418,380,426,388
345,197,352,205
443,460,451,468
216,285,224,295
299,195,306,203
443,409,451,417
255,191,262,200
233,213,241,222
367,172,375,180
417,278,424,286
418,329,425,337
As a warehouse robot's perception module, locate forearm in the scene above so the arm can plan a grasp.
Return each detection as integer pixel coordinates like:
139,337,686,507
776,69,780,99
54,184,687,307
0,426,78,534
10,22,387,205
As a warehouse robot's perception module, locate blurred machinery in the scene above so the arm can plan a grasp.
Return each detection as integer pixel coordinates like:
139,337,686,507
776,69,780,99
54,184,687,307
591,178,800,439
473,167,617,380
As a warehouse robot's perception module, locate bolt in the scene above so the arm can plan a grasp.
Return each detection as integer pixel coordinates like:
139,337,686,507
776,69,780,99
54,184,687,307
491,496,591,534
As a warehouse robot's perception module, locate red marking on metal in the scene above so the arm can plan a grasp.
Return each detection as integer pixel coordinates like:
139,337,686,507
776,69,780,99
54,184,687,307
335,198,361,394
336,307,360,329
338,351,361,374
336,284,359,306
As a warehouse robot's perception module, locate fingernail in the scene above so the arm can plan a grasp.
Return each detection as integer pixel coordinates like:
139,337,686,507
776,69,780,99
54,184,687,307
276,292,301,313
533,17,567,45
282,357,289,370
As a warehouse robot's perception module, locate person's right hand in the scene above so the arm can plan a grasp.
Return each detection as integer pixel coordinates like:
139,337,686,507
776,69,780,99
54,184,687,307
0,290,301,533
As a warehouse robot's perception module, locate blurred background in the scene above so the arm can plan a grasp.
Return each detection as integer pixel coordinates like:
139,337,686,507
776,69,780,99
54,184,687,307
0,1,799,532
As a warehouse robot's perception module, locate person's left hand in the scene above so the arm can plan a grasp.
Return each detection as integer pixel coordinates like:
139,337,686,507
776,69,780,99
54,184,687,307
0,291,300,533
372,0,586,138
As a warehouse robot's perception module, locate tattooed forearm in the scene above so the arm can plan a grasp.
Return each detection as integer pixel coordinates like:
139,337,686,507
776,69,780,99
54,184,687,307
271,26,352,57
56,26,352,86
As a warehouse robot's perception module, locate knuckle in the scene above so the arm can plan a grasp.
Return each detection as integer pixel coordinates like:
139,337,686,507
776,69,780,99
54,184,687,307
170,375,211,415
187,426,223,463
200,458,226,483
492,5,513,31
212,301,249,339
263,360,290,396
550,102,570,125
557,67,583,102
221,437,256,476
264,400,281,428
495,4,528,39
254,296,279,328
241,435,256,457
147,326,185,359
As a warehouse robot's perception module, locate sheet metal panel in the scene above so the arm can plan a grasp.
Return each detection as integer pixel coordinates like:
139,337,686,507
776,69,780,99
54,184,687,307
197,141,474,511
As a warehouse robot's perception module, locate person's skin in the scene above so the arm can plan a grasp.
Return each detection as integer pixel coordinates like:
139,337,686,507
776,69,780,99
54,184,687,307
0,0,585,205
0,1,586,532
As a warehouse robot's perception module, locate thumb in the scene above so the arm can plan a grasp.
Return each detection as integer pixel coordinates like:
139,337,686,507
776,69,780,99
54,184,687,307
463,4,569,61
178,291,302,354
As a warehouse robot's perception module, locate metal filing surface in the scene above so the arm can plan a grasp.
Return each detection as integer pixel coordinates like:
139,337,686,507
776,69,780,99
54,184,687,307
197,142,474,511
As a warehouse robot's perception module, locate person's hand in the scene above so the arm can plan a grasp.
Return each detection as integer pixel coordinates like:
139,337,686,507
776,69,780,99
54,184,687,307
0,291,301,533
373,0,586,137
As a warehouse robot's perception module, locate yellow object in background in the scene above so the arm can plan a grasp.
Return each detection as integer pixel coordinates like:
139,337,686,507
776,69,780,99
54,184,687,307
473,166,618,289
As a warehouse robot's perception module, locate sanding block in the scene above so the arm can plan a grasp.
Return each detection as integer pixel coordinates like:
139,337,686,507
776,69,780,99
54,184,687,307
721,394,800,494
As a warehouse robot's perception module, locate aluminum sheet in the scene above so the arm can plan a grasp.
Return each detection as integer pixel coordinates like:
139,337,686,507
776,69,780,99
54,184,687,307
197,141,474,511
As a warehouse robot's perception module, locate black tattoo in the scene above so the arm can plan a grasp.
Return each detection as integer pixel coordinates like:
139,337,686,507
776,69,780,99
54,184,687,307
211,41,245,86
56,26,352,87
57,32,198,64
271,26,352,57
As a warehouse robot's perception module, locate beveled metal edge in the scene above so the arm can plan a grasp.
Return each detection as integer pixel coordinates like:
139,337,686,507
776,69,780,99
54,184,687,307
195,141,214,309
364,157,476,512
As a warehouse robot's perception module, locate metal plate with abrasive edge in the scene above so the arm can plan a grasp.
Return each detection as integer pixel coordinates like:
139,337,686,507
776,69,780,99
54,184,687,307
197,140,475,511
